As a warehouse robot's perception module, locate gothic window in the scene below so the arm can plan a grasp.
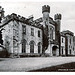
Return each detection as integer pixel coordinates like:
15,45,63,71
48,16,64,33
38,30,40,37
62,38,63,43
62,47,63,55
70,49,71,54
38,42,41,53
70,38,71,44
31,28,34,36
50,28,53,40
22,39,26,53
52,29,53,39
73,47,74,51
29,41,35,53
22,25,26,34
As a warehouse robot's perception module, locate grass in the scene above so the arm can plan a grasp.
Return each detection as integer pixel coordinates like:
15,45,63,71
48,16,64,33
29,62,75,72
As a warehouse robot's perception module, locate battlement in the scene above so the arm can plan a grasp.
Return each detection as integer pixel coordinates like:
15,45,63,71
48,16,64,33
42,5,50,13
1,13,27,25
54,14,62,20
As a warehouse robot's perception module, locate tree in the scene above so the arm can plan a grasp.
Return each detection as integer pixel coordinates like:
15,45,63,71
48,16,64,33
0,28,4,45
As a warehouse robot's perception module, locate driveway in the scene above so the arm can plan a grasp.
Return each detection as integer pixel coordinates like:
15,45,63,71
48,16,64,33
0,57,75,71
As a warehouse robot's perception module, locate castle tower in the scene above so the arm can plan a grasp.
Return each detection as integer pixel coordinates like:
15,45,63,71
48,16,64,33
42,5,52,55
54,14,62,32
54,14,62,56
0,6,5,23
42,5,50,25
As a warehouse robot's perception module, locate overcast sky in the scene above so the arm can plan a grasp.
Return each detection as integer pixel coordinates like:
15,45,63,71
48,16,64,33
0,2,75,35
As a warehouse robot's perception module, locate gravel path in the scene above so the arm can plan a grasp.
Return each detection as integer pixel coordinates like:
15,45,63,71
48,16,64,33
0,57,75,71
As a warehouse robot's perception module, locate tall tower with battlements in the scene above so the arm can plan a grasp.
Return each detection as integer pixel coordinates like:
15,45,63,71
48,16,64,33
54,14,62,32
54,14,62,56
42,5,51,54
42,5,50,26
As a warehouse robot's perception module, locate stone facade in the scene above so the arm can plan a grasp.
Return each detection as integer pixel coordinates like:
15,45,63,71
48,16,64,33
60,32,66,56
0,5,75,57
61,30,75,56
1,14,42,56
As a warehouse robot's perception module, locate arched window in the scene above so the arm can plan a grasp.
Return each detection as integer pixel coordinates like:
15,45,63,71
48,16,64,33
70,49,71,54
22,39,27,53
38,42,41,53
29,41,35,53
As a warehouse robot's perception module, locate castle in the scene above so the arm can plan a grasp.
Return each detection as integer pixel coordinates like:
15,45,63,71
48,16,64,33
0,5,75,57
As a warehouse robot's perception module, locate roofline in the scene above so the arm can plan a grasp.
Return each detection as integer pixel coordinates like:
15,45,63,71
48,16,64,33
0,17,42,30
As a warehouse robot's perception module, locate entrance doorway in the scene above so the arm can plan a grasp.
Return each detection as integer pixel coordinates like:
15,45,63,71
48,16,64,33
52,46,58,56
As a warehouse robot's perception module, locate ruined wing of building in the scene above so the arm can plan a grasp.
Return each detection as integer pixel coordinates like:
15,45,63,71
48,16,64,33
0,5,75,57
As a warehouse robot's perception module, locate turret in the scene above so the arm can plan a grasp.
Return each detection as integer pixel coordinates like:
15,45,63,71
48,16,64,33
42,5,50,13
42,5,50,24
0,6,5,23
54,14,62,32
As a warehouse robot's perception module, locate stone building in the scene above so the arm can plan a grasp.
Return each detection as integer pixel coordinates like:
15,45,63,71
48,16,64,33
41,5,62,56
61,30,75,56
1,14,43,56
73,36,75,55
0,5,62,57
0,5,75,57
60,32,66,56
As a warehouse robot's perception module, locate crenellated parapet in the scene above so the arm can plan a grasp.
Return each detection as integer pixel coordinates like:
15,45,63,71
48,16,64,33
42,5,50,13
54,14,62,20
1,13,27,25
0,13,42,29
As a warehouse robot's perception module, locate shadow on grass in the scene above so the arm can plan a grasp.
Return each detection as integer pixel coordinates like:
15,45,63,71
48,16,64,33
0,59,5,61
29,62,75,72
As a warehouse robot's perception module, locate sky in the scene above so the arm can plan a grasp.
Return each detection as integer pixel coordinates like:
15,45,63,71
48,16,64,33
0,1,75,35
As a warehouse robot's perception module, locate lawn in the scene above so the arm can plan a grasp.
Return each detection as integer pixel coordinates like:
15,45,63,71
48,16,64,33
29,62,75,72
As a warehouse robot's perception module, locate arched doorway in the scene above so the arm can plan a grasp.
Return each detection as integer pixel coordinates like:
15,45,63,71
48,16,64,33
22,39,27,53
29,41,35,53
52,46,58,56
38,42,41,53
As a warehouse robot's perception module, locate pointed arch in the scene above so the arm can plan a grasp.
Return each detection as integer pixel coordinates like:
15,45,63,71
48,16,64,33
29,40,35,53
22,39,27,53
29,40,36,45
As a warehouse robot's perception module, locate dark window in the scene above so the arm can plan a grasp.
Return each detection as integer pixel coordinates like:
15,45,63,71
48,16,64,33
73,47,74,51
30,41,34,53
69,45,70,48
52,29,53,39
70,49,71,54
22,26,26,34
22,39,26,53
62,38,63,43
50,28,52,39
62,47,63,55
31,28,34,36
38,42,41,53
70,38,71,44
38,30,40,37
50,28,53,39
